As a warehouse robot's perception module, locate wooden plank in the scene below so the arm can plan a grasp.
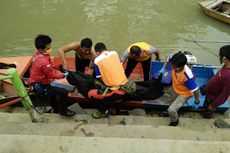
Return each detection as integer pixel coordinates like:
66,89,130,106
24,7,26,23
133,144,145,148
0,56,32,78
223,9,230,15
0,56,32,98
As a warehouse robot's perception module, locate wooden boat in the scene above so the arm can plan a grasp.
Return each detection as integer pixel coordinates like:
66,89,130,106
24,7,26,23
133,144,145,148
199,0,230,24
0,56,32,105
0,56,229,112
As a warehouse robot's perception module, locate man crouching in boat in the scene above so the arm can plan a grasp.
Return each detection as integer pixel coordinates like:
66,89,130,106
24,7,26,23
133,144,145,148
88,43,135,119
120,42,161,81
202,45,230,118
160,52,200,126
27,34,76,117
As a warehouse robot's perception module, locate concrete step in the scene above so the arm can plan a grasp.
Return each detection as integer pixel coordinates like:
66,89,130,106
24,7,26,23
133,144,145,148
0,134,230,153
0,121,230,141
0,112,229,130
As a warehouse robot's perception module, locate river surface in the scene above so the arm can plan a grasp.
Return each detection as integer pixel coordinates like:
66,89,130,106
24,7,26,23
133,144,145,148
0,0,230,65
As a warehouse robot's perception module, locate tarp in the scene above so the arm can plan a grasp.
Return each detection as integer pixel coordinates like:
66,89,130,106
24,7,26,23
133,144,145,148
66,71,164,101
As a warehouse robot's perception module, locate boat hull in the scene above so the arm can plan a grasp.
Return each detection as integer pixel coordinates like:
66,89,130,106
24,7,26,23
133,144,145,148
0,56,229,112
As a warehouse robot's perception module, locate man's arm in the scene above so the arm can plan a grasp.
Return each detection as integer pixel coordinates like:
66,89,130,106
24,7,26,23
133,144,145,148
88,48,98,75
184,70,200,103
193,89,200,103
120,49,129,64
57,41,80,70
209,83,230,109
154,50,161,61
94,64,101,79
149,46,161,61
42,60,64,80
90,47,98,60
159,54,172,73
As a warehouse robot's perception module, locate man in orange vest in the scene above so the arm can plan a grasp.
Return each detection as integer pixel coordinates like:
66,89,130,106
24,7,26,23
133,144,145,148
121,42,161,81
160,52,200,126
89,42,128,119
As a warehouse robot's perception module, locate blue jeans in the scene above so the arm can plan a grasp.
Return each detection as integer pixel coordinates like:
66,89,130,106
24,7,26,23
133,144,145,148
33,83,69,113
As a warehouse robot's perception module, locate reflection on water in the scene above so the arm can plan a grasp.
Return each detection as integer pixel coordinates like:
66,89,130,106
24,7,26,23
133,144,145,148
0,0,229,65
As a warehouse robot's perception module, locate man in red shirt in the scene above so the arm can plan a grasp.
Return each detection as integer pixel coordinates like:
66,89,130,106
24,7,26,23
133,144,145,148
203,45,230,118
28,34,76,116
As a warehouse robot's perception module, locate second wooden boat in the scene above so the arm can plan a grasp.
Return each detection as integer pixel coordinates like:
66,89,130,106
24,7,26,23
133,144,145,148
199,0,230,24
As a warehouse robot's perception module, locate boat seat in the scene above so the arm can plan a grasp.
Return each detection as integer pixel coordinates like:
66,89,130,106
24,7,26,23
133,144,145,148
223,9,230,15
213,5,224,12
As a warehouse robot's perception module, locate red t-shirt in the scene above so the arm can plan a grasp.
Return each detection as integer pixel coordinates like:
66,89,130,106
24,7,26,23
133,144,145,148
206,67,230,108
27,50,63,84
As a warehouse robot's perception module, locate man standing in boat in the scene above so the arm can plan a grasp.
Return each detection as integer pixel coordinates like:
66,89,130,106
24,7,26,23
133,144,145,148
120,42,161,81
57,38,97,74
28,34,76,117
160,52,200,126
202,45,230,118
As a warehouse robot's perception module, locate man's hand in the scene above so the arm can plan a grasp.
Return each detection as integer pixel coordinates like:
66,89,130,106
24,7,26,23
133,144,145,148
63,72,69,78
63,64,68,71
194,99,200,104
159,67,165,74
207,105,214,111
156,56,161,61
192,100,200,110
